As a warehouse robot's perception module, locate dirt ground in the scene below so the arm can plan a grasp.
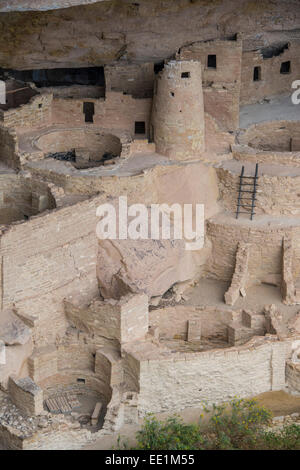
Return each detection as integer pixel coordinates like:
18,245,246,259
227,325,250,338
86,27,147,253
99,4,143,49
254,391,300,416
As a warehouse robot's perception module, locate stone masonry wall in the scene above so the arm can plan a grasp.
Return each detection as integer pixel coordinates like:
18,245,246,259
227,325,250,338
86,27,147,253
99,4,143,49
178,38,242,131
216,166,300,216
0,93,52,129
0,194,105,346
8,376,43,416
51,92,152,137
205,218,300,286
224,242,251,306
0,126,18,169
151,60,205,159
240,41,300,105
136,339,288,414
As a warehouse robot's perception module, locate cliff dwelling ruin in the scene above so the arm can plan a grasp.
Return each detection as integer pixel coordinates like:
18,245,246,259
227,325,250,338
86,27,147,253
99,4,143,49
0,0,300,451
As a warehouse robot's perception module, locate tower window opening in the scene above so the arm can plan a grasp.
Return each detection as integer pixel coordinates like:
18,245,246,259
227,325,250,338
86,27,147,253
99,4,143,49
135,121,146,134
207,55,217,68
280,61,291,74
181,72,190,78
253,66,261,81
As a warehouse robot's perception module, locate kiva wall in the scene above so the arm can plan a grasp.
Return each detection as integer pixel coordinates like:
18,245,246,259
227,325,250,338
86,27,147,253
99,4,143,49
135,340,288,414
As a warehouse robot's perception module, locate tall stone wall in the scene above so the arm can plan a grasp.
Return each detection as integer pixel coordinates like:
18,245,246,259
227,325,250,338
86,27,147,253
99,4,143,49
151,60,205,159
178,38,242,131
0,194,105,345
240,42,300,105
51,92,152,138
105,63,154,98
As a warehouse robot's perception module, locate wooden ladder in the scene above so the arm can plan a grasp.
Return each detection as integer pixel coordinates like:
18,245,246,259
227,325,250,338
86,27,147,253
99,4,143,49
236,163,259,221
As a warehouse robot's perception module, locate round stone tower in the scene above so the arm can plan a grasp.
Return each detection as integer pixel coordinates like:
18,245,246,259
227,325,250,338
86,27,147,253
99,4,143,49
151,60,205,160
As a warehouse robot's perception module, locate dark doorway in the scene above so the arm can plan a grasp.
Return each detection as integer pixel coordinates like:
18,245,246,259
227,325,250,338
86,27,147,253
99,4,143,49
83,102,95,123
253,66,261,81
154,61,165,74
4,66,105,88
207,54,217,68
135,121,146,134
280,61,291,74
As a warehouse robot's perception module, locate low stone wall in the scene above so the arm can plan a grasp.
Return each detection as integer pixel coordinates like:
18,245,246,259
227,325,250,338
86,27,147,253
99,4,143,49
130,338,289,414
233,145,300,167
0,126,18,168
8,376,43,416
0,93,52,129
286,360,300,392
216,165,300,216
205,216,300,285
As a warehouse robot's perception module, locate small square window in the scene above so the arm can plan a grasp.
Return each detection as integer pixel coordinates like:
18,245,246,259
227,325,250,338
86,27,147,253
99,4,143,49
38,103,42,108
77,378,86,384
181,72,190,78
253,66,261,81
207,54,217,68
135,121,146,134
170,91,175,97
280,61,291,74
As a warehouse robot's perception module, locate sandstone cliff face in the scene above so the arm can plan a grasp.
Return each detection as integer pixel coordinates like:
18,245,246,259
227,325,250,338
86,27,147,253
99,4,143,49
0,1,106,12
0,0,299,69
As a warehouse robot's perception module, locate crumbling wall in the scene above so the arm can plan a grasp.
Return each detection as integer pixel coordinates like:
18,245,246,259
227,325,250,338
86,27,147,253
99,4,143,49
8,376,43,416
0,93,52,129
282,235,296,305
224,242,251,306
105,63,154,98
240,42,300,105
0,126,18,169
205,218,300,286
0,194,104,345
233,145,300,167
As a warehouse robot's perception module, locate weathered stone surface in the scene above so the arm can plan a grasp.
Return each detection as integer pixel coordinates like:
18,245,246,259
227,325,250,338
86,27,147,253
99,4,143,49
0,1,107,12
0,1,299,69
0,310,31,346
97,237,197,299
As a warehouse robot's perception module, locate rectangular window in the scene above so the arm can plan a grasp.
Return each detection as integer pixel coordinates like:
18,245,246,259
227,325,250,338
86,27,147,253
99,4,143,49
207,54,217,68
77,378,86,384
253,66,261,81
181,72,190,78
135,121,146,134
83,102,94,123
280,61,291,74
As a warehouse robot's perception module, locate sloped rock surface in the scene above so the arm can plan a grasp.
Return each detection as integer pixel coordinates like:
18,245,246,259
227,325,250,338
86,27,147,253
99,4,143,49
0,309,31,346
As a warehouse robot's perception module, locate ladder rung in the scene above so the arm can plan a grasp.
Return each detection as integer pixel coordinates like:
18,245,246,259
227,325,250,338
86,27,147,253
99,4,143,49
239,190,256,193
239,183,259,186
239,176,258,179
238,204,256,208
238,212,256,214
